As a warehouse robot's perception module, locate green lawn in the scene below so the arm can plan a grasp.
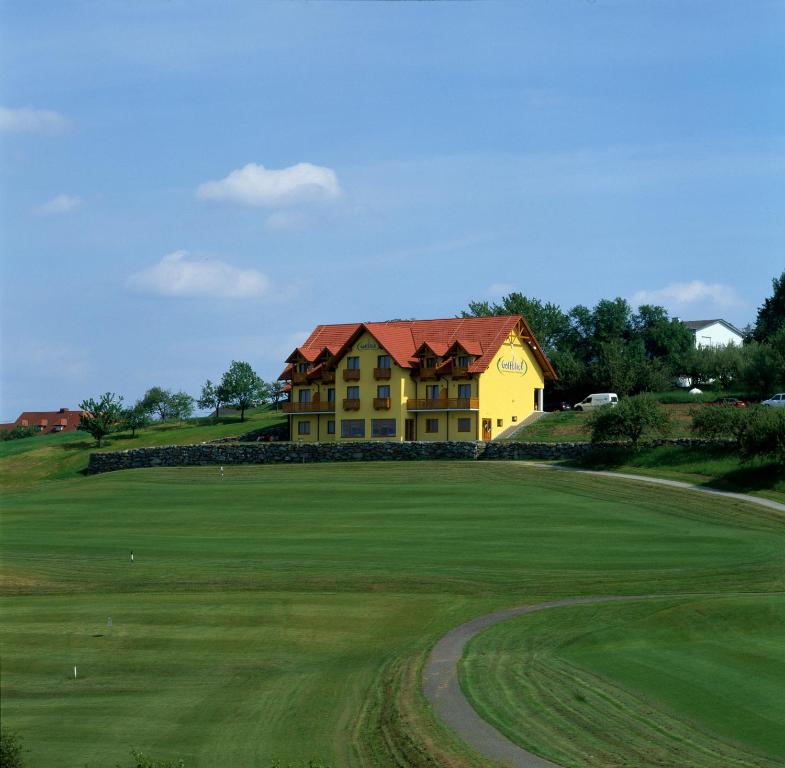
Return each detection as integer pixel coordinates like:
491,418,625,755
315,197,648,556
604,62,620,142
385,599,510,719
2,462,784,767
460,595,785,767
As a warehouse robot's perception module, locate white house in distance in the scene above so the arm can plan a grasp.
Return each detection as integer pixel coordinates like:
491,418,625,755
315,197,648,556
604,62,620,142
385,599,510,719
682,319,744,348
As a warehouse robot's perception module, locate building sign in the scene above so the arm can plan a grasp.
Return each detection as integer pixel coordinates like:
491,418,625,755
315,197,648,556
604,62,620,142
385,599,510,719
497,355,528,375
356,340,380,351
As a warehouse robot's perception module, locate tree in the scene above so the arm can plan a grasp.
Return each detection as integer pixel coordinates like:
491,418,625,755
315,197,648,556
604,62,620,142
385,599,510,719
269,380,288,410
219,361,266,421
167,391,194,421
140,387,174,421
738,341,785,399
462,292,570,352
738,407,785,463
753,270,785,342
122,402,150,438
78,393,124,447
585,394,671,448
197,379,223,418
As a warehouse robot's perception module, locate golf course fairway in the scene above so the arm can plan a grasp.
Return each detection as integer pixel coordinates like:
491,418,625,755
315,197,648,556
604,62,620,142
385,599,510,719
1,462,784,767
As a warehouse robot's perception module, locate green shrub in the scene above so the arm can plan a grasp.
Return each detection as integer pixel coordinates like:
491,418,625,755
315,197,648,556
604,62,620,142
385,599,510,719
0,729,25,768
691,406,746,441
0,425,36,442
738,407,785,463
585,394,671,448
117,751,184,768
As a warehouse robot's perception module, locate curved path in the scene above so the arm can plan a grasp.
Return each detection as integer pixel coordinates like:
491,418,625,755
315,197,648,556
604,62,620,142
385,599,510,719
423,471,784,766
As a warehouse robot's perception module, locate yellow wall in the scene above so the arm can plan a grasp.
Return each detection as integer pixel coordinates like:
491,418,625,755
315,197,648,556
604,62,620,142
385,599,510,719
476,327,545,440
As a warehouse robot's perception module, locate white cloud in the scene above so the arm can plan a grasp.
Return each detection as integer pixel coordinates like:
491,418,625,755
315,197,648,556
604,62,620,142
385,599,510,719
127,251,269,299
631,281,743,310
196,162,341,207
33,194,82,216
0,106,70,133
486,282,518,298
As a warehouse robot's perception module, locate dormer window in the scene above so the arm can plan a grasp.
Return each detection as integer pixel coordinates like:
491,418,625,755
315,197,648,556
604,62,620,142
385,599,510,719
297,362,309,373
425,357,436,368
457,355,470,367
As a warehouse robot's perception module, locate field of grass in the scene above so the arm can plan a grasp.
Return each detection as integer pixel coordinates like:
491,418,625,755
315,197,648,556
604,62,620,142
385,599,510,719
0,407,285,492
460,594,785,767
2,462,785,767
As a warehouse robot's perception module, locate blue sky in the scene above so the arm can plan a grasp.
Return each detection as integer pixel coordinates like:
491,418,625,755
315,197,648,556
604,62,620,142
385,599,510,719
1,0,783,420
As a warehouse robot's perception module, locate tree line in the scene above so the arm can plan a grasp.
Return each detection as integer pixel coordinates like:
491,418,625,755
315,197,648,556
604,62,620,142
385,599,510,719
76,360,286,447
462,271,785,401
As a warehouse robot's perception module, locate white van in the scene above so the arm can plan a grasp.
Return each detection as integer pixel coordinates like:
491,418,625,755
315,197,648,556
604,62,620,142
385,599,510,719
574,393,619,411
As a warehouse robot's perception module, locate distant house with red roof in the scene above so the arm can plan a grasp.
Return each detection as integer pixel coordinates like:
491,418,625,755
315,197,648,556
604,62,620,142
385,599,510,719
0,408,87,436
279,315,556,442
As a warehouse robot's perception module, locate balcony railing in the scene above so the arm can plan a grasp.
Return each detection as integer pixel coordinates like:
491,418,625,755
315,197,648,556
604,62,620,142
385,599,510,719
373,397,391,410
283,401,335,414
451,366,471,379
321,371,335,383
343,398,361,411
373,367,392,380
406,397,479,411
417,367,437,379
292,371,309,384
343,369,361,381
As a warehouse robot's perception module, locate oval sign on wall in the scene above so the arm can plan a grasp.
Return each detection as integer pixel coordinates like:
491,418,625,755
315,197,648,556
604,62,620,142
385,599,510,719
497,356,528,375
356,340,380,351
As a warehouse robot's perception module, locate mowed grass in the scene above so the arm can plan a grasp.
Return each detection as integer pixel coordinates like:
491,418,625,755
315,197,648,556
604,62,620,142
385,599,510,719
2,462,785,767
460,595,785,767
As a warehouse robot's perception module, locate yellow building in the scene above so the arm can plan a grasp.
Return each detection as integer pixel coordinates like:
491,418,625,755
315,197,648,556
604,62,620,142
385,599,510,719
279,315,556,442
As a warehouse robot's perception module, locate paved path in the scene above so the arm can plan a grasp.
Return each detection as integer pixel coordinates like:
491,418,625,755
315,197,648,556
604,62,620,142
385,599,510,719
423,595,657,768
423,468,784,766
522,462,785,514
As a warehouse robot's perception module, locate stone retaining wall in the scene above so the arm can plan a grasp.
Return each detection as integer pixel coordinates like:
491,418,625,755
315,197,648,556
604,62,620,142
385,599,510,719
86,438,731,475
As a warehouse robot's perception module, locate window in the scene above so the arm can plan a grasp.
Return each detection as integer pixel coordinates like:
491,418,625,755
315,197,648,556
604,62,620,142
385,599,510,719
297,420,311,435
426,385,440,400
377,385,391,398
372,418,396,437
457,417,471,432
298,389,311,403
377,354,391,369
297,362,308,373
327,388,335,402
346,356,360,370
341,419,365,438
425,357,436,367
426,418,439,433
327,420,335,434
346,386,360,399
457,355,470,367
497,419,503,427
457,384,471,399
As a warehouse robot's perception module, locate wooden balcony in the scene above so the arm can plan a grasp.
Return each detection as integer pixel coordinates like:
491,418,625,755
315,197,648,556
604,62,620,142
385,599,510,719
292,371,309,384
373,397,391,410
343,369,361,381
283,401,335,414
406,397,479,411
343,398,361,411
321,371,335,383
373,367,391,380
451,366,471,379
417,367,437,380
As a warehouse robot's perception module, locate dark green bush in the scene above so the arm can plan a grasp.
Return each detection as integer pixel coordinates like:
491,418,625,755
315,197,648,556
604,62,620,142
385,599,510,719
691,406,746,441
738,407,785,463
585,394,671,448
0,729,25,768
0,425,36,442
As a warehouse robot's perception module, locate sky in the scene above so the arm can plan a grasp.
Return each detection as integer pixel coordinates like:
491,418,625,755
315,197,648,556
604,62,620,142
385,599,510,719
1,0,783,420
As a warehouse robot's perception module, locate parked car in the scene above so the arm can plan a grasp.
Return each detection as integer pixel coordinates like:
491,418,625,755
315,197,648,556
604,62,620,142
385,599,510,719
708,397,747,408
573,393,619,412
762,393,785,407
545,400,572,412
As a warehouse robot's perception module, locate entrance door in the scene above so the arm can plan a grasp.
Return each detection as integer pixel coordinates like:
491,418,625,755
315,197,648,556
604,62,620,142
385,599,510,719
482,418,492,441
405,419,416,441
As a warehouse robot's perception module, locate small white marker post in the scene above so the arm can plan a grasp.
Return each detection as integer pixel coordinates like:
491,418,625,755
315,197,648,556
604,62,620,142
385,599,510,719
220,466,224,479
73,665,78,679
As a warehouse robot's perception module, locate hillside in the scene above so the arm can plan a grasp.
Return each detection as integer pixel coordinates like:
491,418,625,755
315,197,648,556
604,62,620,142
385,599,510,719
0,407,286,492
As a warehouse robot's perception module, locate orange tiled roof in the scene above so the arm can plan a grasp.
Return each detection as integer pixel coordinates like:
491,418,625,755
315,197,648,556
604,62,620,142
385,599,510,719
281,316,556,379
